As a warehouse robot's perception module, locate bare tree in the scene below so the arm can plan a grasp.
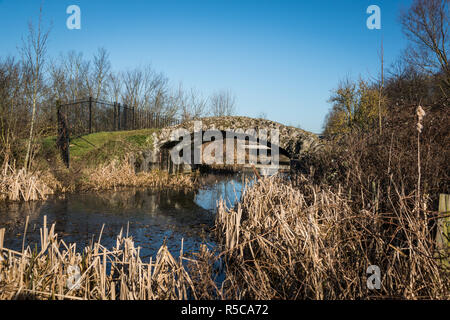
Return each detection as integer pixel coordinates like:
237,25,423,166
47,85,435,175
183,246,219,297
187,88,207,119
209,90,236,116
121,68,143,108
176,85,208,121
400,0,449,88
48,57,68,102
108,71,122,103
0,58,26,164
62,51,90,101
20,7,50,170
92,47,111,100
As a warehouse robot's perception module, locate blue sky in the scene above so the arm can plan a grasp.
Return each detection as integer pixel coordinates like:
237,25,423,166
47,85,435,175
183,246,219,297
0,0,412,133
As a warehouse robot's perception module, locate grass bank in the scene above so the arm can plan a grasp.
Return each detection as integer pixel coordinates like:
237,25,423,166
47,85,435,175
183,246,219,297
0,129,195,202
41,128,157,168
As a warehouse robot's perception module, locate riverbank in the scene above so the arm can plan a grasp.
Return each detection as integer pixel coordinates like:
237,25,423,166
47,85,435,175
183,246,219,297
0,160,196,202
0,175,448,300
0,173,246,300
1,129,197,202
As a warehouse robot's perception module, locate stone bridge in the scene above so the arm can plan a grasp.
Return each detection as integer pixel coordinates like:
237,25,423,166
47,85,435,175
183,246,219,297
132,116,322,173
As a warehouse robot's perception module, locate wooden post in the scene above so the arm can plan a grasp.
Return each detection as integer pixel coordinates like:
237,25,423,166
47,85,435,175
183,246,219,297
436,194,450,267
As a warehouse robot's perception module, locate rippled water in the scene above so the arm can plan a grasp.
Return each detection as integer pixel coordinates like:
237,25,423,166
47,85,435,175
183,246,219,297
0,173,255,259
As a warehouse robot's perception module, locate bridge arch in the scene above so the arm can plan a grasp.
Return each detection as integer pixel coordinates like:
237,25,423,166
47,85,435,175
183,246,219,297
159,129,292,171
133,116,322,173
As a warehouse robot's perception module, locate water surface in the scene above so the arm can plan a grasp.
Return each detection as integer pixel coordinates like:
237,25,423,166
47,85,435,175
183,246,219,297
0,173,255,259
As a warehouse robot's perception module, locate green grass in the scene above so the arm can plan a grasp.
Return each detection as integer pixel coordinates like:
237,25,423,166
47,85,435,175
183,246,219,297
40,129,158,167
41,136,58,157
69,129,156,158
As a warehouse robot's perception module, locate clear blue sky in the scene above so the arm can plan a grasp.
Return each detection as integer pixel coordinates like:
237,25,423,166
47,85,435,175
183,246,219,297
0,0,412,133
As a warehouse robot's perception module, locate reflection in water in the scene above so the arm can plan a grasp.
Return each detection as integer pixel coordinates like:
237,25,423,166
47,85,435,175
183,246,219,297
0,173,255,259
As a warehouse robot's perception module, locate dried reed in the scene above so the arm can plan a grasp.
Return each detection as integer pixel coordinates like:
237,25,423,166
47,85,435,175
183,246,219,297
0,216,201,300
215,176,449,299
0,169,447,299
83,158,194,192
0,174,448,300
0,163,55,201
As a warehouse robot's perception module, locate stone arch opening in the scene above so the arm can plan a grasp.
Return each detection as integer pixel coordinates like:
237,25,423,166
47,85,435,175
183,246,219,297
158,129,291,173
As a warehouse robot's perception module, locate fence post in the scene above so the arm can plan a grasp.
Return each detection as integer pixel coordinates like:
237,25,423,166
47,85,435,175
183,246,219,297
88,96,93,134
436,194,450,267
124,105,128,130
117,103,121,130
113,102,117,131
56,100,70,168
132,106,135,130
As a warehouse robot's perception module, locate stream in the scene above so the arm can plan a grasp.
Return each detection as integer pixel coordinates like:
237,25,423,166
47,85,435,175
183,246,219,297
0,173,256,259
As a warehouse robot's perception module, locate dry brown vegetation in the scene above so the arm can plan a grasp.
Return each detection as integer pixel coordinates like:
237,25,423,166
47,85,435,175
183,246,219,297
0,218,204,300
317,102,449,210
82,158,195,192
215,176,448,299
0,0,448,301
1,173,448,300
0,163,56,201
0,156,195,202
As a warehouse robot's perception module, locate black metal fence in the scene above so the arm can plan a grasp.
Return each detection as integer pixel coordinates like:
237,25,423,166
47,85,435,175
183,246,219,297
56,97,180,167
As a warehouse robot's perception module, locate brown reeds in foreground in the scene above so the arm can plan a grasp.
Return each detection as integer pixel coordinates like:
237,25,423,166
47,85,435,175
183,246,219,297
0,216,212,300
0,176,448,300
215,176,449,299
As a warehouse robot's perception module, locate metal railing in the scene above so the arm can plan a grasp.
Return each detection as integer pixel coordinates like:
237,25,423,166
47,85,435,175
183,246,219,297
56,97,180,167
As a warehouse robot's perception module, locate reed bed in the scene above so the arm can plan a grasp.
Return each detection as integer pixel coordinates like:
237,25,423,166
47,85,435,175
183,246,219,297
0,217,206,300
0,163,55,202
0,157,193,202
0,176,447,300
215,176,449,299
83,158,195,192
